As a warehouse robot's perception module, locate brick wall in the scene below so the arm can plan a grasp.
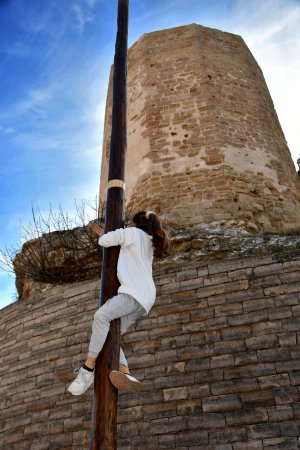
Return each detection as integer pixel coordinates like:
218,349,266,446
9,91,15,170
0,281,98,449
1,253,300,449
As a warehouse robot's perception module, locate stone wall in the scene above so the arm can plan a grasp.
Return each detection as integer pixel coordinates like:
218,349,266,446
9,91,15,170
0,280,98,449
1,246,300,449
100,23,300,233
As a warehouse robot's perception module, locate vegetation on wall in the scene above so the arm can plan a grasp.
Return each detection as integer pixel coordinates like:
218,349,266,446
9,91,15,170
0,200,105,288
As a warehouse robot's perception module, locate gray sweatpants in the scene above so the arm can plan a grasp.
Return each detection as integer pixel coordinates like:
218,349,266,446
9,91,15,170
88,293,145,368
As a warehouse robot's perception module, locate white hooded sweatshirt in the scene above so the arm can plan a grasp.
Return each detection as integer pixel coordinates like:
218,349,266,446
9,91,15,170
98,227,156,314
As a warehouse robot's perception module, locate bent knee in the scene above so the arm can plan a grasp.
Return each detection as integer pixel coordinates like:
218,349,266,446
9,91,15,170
94,307,110,323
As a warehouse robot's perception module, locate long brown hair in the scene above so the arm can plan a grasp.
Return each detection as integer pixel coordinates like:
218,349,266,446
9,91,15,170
132,211,170,258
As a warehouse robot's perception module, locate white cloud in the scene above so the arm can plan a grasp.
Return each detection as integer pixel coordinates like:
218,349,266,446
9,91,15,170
18,88,53,115
84,0,100,7
0,255,16,309
0,252,8,267
229,0,300,165
0,125,15,135
0,86,56,123
10,1,53,35
0,277,17,310
91,100,106,126
11,132,66,151
0,40,31,58
72,0,105,32
72,2,95,33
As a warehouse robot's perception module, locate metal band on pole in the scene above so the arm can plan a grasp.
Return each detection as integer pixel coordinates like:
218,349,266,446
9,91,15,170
107,179,125,189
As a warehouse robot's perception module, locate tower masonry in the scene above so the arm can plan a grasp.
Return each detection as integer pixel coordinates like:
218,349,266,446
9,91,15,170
100,23,300,233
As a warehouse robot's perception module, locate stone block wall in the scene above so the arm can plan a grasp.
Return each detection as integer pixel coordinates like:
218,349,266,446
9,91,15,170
118,255,300,449
1,252,300,449
0,281,96,449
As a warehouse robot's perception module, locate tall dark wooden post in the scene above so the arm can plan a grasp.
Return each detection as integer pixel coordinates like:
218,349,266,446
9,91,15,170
90,1,129,448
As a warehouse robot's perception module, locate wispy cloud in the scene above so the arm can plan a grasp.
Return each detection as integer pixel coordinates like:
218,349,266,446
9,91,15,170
0,40,31,58
10,0,54,35
72,2,95,32
237,1,300,53
0,125,15,135
16,88,53,117
84,0,101,7
231,0,300,162
10,132,66,151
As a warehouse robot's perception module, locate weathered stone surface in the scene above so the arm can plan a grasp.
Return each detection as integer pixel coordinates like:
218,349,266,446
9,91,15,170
2,249,300,448
202,394,243,412
100,24,300,235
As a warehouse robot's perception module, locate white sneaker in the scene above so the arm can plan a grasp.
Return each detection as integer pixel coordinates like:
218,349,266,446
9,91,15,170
109,370,143,393
67,367,94,396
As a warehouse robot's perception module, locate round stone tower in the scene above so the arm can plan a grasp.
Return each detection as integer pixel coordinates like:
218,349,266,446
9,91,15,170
100,23,300,233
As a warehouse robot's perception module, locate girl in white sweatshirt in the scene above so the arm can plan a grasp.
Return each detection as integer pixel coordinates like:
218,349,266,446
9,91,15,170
68,211,169,396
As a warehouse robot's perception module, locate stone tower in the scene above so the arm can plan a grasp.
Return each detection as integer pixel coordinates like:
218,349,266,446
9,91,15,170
100,23,300,233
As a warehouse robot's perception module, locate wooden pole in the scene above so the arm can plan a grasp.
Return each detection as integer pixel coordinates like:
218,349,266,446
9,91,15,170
90,1,129,448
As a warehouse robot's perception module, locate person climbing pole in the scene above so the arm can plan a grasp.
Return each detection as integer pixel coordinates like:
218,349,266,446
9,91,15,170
67,210,170,396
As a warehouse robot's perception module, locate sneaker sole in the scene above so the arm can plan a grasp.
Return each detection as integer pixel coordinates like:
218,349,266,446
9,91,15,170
109,371,143,393
67,377,94,396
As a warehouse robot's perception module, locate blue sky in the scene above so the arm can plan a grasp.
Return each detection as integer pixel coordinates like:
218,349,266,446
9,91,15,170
1,0,300,309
